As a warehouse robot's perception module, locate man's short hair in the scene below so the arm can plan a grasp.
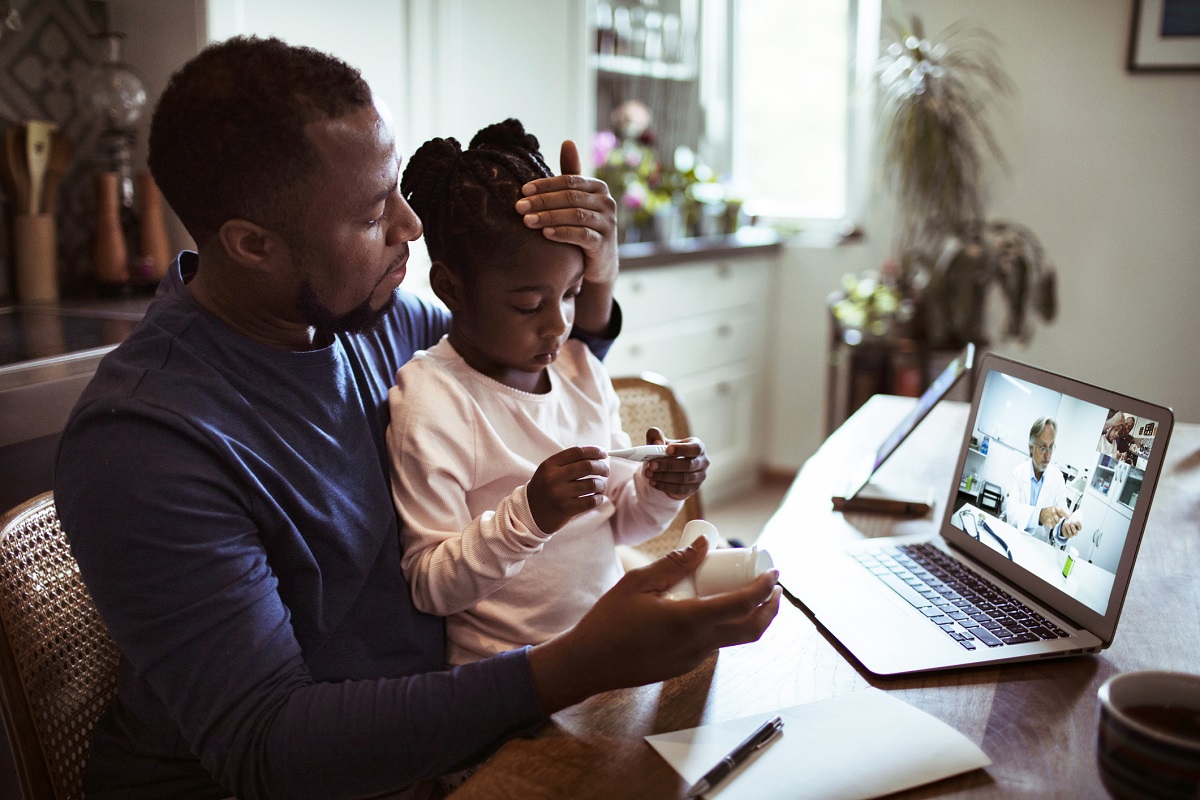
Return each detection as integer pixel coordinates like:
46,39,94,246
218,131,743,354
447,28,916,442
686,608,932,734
1029,417,1057,446
148,36,372,245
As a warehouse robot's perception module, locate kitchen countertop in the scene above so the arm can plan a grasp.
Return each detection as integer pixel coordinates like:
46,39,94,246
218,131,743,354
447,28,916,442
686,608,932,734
0,298,158,512
618,226,783,269
1,227,785,377
0,304,149,389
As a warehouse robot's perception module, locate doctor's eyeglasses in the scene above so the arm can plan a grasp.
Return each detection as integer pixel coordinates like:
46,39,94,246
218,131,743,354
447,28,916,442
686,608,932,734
1034,443,1056,454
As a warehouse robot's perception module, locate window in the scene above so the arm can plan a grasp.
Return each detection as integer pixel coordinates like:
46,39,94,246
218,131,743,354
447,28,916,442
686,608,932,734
731,0,876,228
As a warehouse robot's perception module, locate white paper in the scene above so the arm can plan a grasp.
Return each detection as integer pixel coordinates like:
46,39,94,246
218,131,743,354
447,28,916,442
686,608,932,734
645,688,991,799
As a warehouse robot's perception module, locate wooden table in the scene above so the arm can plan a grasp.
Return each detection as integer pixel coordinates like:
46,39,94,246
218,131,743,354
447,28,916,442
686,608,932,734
451,395,1200,799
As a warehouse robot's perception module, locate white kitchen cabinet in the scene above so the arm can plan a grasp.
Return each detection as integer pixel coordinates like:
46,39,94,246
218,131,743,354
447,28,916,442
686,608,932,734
1079,463,1136,574
199,0,591,157
606,255,775,505
674,361,761,505
402,0,591,156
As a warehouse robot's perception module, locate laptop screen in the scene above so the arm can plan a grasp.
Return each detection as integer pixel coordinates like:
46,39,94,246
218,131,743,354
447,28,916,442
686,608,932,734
943,355,1172,639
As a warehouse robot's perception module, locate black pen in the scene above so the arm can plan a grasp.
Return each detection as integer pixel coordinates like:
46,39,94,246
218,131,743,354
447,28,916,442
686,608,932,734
684,715,784,798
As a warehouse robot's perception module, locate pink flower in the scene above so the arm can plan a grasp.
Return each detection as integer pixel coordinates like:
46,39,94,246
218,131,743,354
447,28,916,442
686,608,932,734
592,130,618,168
621,180,648,210
624,144,643,168
611,99,652,141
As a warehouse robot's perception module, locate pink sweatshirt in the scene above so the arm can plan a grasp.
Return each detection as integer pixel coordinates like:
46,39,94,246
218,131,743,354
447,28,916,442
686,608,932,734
387,337,683,665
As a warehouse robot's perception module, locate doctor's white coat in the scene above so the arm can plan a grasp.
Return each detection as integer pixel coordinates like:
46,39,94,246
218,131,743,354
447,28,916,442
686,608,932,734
1005,458,1068,546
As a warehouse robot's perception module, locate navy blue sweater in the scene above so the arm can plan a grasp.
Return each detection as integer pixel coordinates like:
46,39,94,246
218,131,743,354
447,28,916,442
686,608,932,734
55,253,616,799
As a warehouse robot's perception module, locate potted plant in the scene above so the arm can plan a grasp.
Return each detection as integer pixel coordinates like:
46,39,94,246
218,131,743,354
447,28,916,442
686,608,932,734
876,12,1057,346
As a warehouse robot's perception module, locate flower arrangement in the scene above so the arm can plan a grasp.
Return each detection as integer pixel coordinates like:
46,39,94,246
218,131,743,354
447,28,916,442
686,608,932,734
593,100,737,243
830,261,910,340
592,124,661,242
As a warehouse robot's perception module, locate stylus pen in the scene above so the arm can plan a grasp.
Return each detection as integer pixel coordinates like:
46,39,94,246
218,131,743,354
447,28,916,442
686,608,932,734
684,715,784,798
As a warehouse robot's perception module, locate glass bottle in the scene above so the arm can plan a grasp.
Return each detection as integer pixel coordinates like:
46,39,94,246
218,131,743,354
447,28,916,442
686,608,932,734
93,172,130,294
86,32,147,211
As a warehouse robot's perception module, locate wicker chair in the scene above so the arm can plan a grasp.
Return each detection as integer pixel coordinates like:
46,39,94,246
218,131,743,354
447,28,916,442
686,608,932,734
0,492,121,800
612,373,705,563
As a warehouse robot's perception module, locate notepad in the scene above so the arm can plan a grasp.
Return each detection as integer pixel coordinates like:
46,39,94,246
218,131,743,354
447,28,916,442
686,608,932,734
645,688,990,799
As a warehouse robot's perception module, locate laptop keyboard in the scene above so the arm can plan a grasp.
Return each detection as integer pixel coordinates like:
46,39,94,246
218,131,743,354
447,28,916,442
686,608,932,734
850,543,1070,650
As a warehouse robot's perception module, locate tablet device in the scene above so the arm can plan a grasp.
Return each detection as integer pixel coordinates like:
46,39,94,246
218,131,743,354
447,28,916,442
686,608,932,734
832,343,975,515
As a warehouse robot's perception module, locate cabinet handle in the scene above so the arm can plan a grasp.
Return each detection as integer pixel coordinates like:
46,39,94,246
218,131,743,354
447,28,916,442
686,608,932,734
717,262,731,279
716,323,733,338
716,381,732,395
630,344,643,357
631,279,645,293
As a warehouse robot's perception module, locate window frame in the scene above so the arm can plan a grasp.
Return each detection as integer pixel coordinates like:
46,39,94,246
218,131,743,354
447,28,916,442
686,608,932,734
722,0,880,237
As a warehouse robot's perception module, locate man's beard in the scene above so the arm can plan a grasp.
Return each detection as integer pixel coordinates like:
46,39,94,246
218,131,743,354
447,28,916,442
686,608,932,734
296,281,397,339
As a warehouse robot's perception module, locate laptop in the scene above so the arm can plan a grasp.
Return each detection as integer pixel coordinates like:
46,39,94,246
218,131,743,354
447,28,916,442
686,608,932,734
832,343,974,515
788,352,1174,675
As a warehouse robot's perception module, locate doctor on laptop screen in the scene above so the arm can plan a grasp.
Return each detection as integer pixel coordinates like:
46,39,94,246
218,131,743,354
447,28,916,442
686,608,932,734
950,370,1162,616
1006,416,1080,545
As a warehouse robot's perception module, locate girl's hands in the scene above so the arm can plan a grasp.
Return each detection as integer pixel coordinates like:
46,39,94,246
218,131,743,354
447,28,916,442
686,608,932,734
643,427,709,500
527,446,609,534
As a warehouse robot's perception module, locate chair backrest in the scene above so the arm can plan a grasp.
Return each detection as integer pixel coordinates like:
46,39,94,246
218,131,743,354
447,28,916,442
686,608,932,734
612,373,704,559
0,492,121,800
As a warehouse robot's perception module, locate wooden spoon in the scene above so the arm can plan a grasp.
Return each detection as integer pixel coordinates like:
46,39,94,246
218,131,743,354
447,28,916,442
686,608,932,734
4,125,30,214
41,130,73,215
0,130,15,201
25,119,57,215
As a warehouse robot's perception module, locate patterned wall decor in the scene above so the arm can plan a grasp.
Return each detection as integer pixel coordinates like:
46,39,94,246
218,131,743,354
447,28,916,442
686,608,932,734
0,0,112,301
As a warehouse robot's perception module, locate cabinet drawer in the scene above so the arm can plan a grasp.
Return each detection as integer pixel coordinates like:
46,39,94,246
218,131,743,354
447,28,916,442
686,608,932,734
615,259,771,326
606,309,768,381
674,362,763,505
676,362,758,501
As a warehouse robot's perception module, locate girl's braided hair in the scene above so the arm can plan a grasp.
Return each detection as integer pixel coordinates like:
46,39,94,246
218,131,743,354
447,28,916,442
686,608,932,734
402,118,554,276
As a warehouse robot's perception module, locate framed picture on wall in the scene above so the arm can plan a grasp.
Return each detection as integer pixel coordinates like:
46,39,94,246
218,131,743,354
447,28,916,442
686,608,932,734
1128,0,1200,71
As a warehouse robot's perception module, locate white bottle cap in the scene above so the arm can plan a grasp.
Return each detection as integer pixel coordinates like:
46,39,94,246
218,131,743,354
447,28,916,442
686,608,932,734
693,546,774,597
664,520,774,600
678,519,720,550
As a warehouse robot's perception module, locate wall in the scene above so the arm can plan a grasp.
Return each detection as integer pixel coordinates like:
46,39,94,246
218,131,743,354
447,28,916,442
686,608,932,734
0,0,204,303
765,0,1200,473
404,0,590,161
0,0,111,300
970,371,1109,487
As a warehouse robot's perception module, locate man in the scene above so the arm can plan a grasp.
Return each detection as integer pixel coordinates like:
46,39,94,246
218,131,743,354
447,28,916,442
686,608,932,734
1004,416,1081,547
54,37,779,800
1098,411,1135,459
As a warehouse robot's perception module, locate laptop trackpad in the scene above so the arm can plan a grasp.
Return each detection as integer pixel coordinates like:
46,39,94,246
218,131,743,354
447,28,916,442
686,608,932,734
792,551,969,675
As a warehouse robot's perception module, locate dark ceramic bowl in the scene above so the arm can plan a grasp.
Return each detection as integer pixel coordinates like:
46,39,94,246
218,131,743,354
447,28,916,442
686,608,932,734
1097,671,1200,800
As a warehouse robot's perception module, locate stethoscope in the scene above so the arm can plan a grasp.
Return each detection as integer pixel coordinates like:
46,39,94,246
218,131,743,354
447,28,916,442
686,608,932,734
960,509,1014,560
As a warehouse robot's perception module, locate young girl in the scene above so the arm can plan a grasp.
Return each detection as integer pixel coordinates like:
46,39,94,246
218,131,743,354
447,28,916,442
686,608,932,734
389,118,708,667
